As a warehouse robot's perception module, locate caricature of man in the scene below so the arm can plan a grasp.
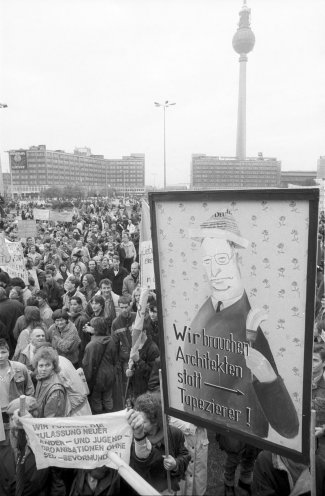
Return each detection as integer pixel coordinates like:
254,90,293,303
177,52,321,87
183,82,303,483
183,211,299,439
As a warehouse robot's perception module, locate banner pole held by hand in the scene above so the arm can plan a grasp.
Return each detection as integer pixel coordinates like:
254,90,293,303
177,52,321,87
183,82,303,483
19,395,26,417
310,409,316,496
159,368,173,495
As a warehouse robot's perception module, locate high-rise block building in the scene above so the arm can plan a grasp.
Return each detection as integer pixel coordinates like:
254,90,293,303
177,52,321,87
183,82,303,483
7,145,145,196
191,154,281,189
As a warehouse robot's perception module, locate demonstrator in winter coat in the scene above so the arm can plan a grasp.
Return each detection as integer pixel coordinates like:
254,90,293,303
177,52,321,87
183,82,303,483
82,317,118,414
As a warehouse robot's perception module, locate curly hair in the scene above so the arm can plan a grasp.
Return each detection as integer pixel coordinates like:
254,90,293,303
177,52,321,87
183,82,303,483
134,393,162,430
32,346,60,373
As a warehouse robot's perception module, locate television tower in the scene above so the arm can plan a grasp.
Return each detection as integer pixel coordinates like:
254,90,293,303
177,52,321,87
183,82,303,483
232,1,255,160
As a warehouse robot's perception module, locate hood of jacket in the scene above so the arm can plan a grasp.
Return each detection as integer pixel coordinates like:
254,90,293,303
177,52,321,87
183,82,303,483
91,335,112,345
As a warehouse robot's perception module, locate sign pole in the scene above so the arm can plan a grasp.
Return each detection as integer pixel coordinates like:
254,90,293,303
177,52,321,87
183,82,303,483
0,410,5,442
159,368,173,495
310,409,316,496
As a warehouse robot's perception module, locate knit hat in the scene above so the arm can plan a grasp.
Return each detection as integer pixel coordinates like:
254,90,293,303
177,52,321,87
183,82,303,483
189,210,249,248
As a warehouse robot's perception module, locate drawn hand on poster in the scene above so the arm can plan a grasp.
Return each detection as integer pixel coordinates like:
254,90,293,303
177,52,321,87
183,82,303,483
245,349,277,382
183,210,300,440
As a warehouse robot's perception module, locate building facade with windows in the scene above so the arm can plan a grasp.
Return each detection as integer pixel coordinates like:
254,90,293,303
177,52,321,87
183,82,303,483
190,154,281,189
280,170,317,188
7,145,145,196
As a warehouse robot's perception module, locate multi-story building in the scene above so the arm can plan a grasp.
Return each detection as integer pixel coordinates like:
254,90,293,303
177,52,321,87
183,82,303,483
280,170,317,188
191,154,281,189
7,145,145,197
2,173,11,197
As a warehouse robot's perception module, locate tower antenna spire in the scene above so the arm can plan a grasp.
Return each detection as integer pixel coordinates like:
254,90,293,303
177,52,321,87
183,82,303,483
232,1,255,160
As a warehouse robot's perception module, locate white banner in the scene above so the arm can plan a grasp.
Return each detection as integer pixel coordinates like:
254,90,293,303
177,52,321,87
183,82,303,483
33,208,50,220
20,411,133,470
50,210,73,222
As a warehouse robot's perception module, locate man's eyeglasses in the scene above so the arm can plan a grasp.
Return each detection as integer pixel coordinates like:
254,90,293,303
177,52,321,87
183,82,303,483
202,251,234,266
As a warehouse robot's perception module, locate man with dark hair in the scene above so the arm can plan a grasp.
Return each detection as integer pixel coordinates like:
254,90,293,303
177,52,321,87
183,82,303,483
87,259,101,286
50,308,80,366
0,271,10,296
62,275,87,311
106,255,128,296
35,290,54,329
122,262,140,296
7,276,32,305
44,270,63,311
86,279,118,332
69,296,90,365
111,295,136,403
82,317,118,414
143,302,160,349
12,297,39,342
0,287,24,356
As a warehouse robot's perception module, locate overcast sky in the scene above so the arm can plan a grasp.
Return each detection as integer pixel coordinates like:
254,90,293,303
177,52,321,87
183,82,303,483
1,0,324,187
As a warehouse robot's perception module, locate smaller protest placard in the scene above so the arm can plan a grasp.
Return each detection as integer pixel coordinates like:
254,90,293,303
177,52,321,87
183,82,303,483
1,240,29,284
140,240,155,289
33,208,50,221
20,411,133,470
17,220,37,238
49,210,73,222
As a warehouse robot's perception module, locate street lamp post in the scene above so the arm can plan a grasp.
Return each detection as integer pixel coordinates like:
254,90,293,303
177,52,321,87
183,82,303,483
154,100,176,189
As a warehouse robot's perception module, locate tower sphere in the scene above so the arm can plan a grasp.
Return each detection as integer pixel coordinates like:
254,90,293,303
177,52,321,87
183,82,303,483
232,28,255,54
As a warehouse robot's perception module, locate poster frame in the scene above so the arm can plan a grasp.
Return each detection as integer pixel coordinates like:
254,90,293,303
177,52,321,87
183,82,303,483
149,188,319,464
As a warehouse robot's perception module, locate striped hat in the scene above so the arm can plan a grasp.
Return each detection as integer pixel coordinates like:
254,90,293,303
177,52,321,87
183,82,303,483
189,211,249,248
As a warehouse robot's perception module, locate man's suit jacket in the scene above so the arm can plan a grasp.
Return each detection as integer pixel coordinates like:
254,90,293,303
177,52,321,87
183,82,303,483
183,292,299,439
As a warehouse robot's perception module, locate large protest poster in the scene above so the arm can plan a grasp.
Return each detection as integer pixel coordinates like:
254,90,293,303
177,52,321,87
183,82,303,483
0,240,29,284
149,189,319,463
20,411,132,470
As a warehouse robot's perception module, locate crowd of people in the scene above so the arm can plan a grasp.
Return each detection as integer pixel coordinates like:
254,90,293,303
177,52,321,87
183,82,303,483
0,196,324,495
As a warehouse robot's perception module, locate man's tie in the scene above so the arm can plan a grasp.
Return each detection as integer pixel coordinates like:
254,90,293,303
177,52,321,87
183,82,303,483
216,301,222,312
